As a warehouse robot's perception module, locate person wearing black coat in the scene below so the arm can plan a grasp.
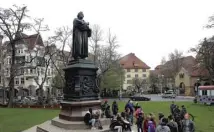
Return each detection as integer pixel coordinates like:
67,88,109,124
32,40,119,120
112,100,119,116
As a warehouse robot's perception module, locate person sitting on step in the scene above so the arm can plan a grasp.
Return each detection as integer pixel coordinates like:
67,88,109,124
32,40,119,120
84,108,96,129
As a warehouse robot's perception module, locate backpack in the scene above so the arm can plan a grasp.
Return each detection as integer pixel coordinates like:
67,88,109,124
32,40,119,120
109,120,122,130
84,113,91,125
148,122,155,132
167,122,178,132
159,126,170,132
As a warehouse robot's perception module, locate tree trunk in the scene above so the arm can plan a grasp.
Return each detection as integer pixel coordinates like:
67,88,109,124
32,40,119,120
2,76,6,105
8,43,16,108
38,85,44,105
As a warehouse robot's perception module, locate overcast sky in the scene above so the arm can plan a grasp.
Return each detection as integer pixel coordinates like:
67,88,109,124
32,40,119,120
2,0,214,69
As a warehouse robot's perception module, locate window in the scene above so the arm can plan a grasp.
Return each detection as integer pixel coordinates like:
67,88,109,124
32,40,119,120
202,90,207,95
21,69,24,74
6,68,9,75
25,69,28,74
127,74,131,78
46,79,49,84
143,74,147,77
127,80,132,84
127,69,130,72
21,78,24,84
143,69,146,72
30,69,33,74
15,78,19,85
135,69,138,72
179,73,184,78
135,74,138,78
8,58,11,64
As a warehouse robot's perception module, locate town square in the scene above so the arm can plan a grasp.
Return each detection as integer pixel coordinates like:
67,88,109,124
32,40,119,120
0,0,214,132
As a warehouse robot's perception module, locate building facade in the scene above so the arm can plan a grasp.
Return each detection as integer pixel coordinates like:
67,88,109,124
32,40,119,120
0,33,54,97
175,66,209,96
119,53,150,91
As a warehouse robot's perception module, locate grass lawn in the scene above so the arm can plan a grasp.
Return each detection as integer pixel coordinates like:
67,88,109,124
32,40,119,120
0,101,214,132
0,108,59,132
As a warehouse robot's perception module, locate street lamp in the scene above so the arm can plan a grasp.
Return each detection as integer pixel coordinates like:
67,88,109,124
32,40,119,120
161,74,164,95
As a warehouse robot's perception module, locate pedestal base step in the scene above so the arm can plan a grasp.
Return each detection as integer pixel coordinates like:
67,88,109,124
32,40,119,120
36,120,111,132
51,117,110,130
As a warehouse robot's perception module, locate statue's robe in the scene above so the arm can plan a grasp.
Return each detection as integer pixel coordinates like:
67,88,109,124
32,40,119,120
72,18,91,59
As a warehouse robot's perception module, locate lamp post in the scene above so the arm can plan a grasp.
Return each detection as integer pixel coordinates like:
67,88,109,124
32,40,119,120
161,74,164,95
119,66,123,100
195,78,200,96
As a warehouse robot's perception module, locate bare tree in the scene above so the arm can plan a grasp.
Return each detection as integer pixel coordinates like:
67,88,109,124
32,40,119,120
96,29,121,87
168,49,183,75
132,78,147,93
161,56,166,65
149,72,159,93
33,42,57,104
90,24,103,63
0,35,7,104
0,5,48,107
190,37,214,83
54,26,72,67
47,27,73,95
205,14,214,28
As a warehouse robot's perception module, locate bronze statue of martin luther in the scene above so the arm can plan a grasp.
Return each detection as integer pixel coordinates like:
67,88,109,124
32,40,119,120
72,11,92,60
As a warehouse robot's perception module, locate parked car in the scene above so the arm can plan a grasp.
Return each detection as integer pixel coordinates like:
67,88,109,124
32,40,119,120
162,90,176,98
130,95,151,101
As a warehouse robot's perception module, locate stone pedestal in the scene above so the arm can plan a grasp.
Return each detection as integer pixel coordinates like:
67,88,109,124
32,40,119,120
59,59,101,122
63,59,100,101
59,100,101,121
26,59,109,132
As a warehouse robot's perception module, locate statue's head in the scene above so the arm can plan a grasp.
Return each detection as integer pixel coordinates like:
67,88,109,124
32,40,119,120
77,11,84,20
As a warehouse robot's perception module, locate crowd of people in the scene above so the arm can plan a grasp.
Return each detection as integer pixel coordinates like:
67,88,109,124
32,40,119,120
83,100,195,132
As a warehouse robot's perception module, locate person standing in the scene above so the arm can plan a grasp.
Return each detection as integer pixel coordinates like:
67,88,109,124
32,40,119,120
181,113,195,132
112,100,119,116
143,115,151,132
167,115,178,132
155,118,170,132
170,101,176,114
136,111,144,132
125,100,134,124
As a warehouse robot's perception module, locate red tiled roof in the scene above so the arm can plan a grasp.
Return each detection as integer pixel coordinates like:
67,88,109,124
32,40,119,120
190,65,209,77
24,34,44,49
119,53,150,69
153,56,199,78
5,33,44,50
155,65,164,70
